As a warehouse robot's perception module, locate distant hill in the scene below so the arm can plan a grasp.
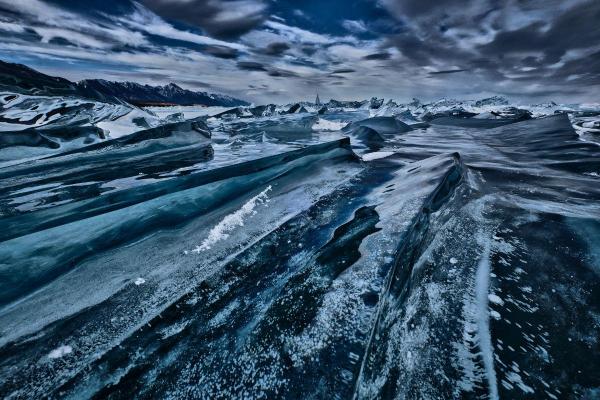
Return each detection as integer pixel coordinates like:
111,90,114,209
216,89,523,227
0,60,249,107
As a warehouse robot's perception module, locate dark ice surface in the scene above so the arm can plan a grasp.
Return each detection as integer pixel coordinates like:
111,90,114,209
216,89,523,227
0,109,599,400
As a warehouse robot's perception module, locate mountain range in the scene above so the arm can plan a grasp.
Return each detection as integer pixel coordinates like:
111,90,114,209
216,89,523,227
0,60,249,107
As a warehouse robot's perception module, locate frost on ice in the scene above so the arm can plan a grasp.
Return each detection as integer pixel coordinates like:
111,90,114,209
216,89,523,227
48,345,72,359
134,278,146,285
311,118,347,131
361,151,395,161
192,186,272,253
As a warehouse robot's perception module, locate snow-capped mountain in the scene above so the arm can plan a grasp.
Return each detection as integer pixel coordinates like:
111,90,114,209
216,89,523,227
0,60,80,97
78,80,249,107
0,60,249,107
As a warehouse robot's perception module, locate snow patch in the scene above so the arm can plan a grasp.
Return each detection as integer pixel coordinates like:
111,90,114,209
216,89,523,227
361,151,395,161
193,186,272,252
311,118,347,131
96,108,161,138
506,371,535,394
48,345,72,359
488,294,504,305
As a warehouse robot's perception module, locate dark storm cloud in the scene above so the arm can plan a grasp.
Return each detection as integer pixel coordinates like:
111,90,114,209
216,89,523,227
235,61,298,78
386,32,468,66
260,42,290,56
0,0,598,102
363,52,391,61
479,1,600,60
549,50,600,86
140,0,268,39
236,61,267,71
204,45,239,59
267,68,299,78
428,69,468,75
300,45,318,56
331,68,355,74
380,0,600,95
47,37,77,47
472,1,600,90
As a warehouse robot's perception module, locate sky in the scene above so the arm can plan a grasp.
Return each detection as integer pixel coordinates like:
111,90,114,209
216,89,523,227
0,0,598,104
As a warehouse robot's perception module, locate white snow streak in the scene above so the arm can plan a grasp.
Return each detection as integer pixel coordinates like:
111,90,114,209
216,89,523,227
475,238,499,400
192,186,272,252
361,151,394,161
